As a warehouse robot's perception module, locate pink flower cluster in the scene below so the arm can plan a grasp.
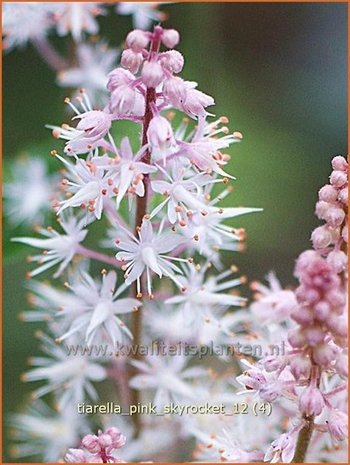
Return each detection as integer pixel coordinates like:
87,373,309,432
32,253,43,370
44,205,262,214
236,156,348,462
312,155,348,273
65,428,126,463
290,250,347,374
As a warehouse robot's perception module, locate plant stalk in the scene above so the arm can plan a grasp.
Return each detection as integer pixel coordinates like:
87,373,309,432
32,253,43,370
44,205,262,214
129,26,162,436
292,416,314,463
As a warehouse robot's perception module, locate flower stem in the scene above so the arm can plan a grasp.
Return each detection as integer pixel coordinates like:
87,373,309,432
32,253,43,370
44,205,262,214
292,416,314,463
130,26,163,437
77,245,120,267
31,37,68,72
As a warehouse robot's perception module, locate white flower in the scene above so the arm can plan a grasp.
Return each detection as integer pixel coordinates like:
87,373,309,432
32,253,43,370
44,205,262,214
2,2,52,49
3,156,57,226
115,219,186,296
47,92,111,155
183,202,260,260
129,354,207,408
20,280,83,335
55,152,115,220
143,302,195,342
200,428,265,462
186,389,279,463
165,264,246,331
150,161,217,224
56,270,141,346
264,433,296,463
11,401,86,462
250,272,298,325
116,2,166,30
13,215,88,277
23,332,106,410
176,116,243,177
51,2,105,42
57,42,118,104
111,137,157,209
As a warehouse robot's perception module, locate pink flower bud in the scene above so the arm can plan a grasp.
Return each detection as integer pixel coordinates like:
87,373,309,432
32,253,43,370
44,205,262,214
338,187,348,205
315,200,331,220
147,114,176,154
74,110,112,141
335,353,348,377
142,61,164,87
304,325,325,346
311,226,332,249
105,427,126,449
318,184,339,202
107,68,134,92
288,328,306,348
262,356,285,372
259,383,280,402
323,207,345,228
326,250,347,273
325,289,345,309
121,49,143,74
292,306,314,325
82,434,101,454
330,170,347,188
294,250,318,276
162,28,180,48
109,86,142,115
290,354,311,379
327,410,348,441
299,385,324,416
314,301,331,321
301,287,320,305
331,155,348,171
326,316,347,338
98,432,113,448
312,342,338,366
126,29,150,52
159,50,184,73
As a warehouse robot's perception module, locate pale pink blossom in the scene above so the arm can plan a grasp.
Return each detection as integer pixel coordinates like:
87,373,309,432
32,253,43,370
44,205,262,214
13,215,88,277
264,433,296,463
115,219,185,296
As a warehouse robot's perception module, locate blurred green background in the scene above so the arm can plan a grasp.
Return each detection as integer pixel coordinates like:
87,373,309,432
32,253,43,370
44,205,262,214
3,2,347,461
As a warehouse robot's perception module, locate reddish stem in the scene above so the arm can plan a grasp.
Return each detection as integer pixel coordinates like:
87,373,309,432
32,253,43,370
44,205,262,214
130,26,163,436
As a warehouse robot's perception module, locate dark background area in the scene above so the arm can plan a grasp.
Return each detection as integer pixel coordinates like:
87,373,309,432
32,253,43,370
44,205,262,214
3,2,347,461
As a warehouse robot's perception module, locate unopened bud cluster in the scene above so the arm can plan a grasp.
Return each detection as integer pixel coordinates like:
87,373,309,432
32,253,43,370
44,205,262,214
235,156,348,461
312,156,348,272
65,428,126,463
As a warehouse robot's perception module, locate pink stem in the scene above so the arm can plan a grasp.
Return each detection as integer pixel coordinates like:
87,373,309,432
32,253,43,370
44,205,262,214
324,383,347,398
31,36,68,72
77,245,120,267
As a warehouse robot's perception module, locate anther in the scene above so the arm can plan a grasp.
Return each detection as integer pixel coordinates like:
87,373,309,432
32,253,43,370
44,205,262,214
233,131,243,140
